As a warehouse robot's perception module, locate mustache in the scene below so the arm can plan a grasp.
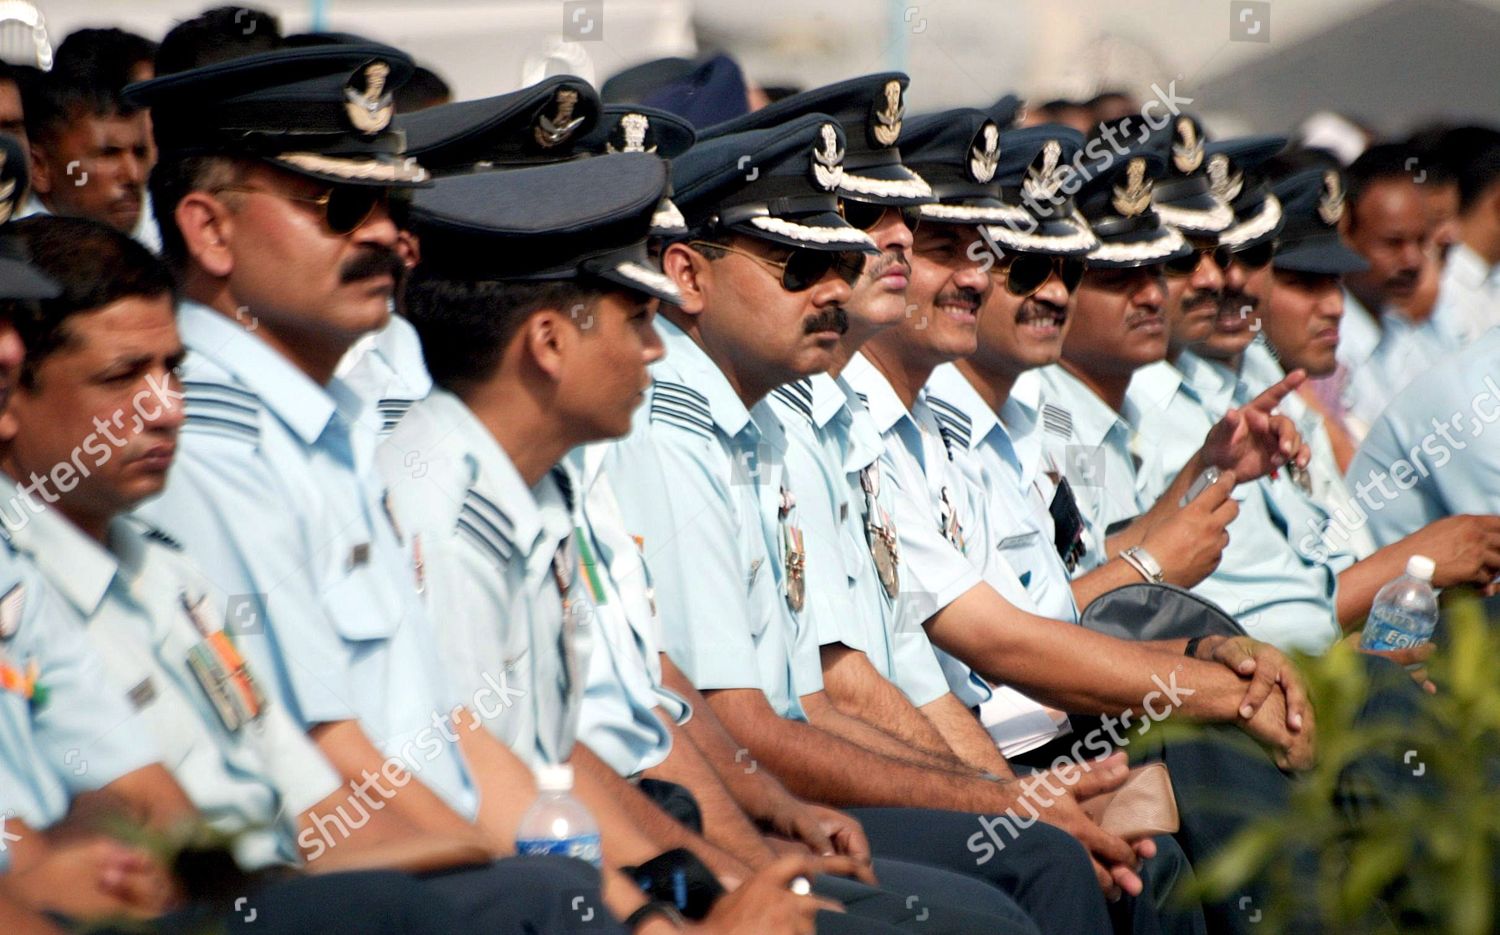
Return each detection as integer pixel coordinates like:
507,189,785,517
1016,297,1067,322
340,247,407,285
935,287,984,311
864,250,911,282
1218,290,1257,315
1182,288,1223,311
804,306,850,335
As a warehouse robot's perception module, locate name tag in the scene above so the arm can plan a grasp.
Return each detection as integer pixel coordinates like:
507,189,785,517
997,531,1039,551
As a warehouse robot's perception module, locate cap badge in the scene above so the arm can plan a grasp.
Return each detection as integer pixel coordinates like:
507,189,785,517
871,79,904,147
1172,117,1203,174
344,60,394,136
1113,157,1153,218
1207,153,1243,203
0,150,14,225
1022,139,1064,209
1318,170,1345,225
812,122,845,191
969,122,1000,183
606,112,655,154
536,88,586,149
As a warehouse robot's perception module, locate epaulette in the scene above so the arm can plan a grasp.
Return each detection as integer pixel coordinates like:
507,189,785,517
376,397,416,437
648,380,714,440
927,396,972,453
1040,402,1073,440
118,515,186,551
181,380,262,444
770,379,814,422
455,487,515,569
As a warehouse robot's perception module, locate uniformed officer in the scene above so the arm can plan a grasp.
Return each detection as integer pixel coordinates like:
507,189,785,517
335,74,604,445
118,45,675,932
702,74,1015,778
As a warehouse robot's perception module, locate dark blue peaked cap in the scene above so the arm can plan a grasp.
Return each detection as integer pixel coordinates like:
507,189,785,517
1205,135,1287,250
981,124,1097,257
985,93,1024,130
125,45,429,186
1095,112,1230,238
1073,147,1191,268
580,104,696,158
407,153,680,304
672,113,877,253
641,53,749,129
699,73,931,207
0,134,58,300
897,108,1009,224
1269,168,1368,275
399,76,599,175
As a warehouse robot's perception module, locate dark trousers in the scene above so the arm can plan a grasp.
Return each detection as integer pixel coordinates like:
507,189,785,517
816,857,1043,934
850,806,1115,935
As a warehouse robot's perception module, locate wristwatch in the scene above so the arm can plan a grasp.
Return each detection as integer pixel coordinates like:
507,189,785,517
1120,545,1165,584
625,901,687,931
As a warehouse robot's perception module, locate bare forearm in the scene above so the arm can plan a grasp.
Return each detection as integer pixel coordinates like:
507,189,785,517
803,690,967,770
640,720,778,867
819,645,958,761
1336,548,1408,630
920,693,1013,777
1071,558,1148,609
925,587,1244,723
0,890,62,935
707,689,1017,812
313,719,479,841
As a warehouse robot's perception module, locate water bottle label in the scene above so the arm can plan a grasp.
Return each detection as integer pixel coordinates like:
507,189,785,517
1360,606,1432,652
516,832,603,867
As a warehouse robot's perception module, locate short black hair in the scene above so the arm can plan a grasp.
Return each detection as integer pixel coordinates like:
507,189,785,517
1345,143,1421,221
395,66,451,114
1261,147,1343,184
404,270,598,394
22,60,140,148
10,216,175,387
148,152,246,269
1447,127,1500,214
156,5,282,75
55,27,159,78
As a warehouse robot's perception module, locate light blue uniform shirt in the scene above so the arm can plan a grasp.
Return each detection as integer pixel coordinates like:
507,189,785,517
8,492,340,869
335,313,434,440
604,318,815,720
0,534,158,839
1344,310,1456,439
1033,364,1161,573
136,301,477,819
1431,242,1500,346
768,373,952,708
926,365,1081,625
1351,326,1500,546
379,389,592,767
570,444,688,776
1129,357,1345,654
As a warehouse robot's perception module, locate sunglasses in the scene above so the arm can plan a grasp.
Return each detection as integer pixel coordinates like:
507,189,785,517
1165,245,1234,277
689,240,866,292
840,201,923,233
1229,240,1276,270
997,254,1085,296
215,184,389,235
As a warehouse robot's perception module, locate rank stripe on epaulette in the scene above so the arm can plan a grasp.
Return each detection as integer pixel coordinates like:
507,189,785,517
770,385,813,421
1041,403,1073,439
650,382,714,438
181,414,260,442
183,380,261,406
456,515,513,567
927,397,973,450
462,488,515,545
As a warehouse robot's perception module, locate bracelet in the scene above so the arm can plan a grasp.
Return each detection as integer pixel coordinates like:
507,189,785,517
625,901,687,931
1184,636,1204,659
1120,545,1165,584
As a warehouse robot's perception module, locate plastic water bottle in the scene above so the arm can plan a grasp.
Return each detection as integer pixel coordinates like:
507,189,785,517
515,764,603,867
1360,555,1439,652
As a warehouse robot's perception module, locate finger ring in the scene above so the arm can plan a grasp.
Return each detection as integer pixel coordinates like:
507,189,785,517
790,876,812,896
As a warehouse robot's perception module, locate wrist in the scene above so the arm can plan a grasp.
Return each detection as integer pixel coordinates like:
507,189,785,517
1120,545,1165,584
626,902,687,932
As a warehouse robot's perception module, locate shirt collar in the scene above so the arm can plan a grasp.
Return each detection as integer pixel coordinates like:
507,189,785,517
1446,241,1497,291
1127,360,1185,413
372,314,434,402
808,373,847,428
925,363,1000,455
832,373,885,473
0,476,118,617
177,300,340,445
841,352,914,437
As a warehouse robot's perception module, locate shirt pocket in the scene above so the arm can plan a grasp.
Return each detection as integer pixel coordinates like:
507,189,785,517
320,567,401,642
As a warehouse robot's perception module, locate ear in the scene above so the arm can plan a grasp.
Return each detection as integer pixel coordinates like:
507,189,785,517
524,309,569,381
396,229,421,269
176,191,237,278
661,242,709,316
28,141,51,195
